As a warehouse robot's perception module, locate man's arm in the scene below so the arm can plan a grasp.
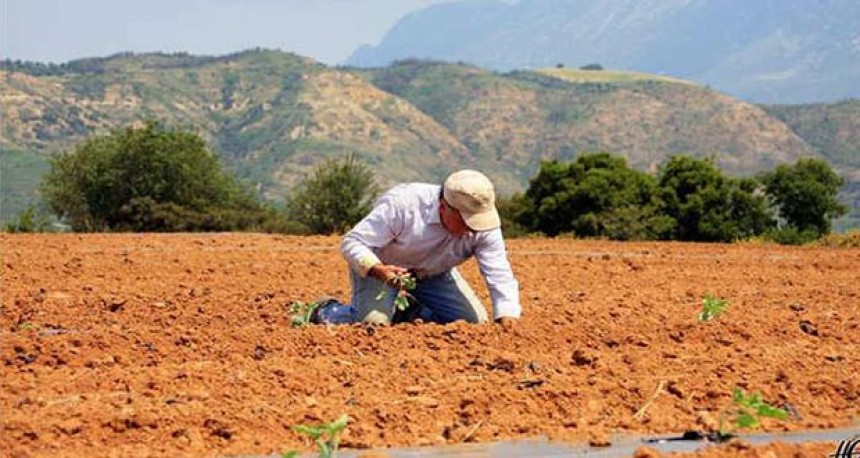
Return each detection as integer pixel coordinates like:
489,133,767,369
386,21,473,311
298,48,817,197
473,230,521,321
341,197,404,277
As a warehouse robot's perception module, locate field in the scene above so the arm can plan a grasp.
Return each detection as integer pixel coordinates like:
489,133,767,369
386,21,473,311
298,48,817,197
1,234,858,457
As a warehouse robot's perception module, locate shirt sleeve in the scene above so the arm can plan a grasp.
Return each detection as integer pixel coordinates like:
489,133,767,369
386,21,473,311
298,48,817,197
340,195,404,277
474,230,521,320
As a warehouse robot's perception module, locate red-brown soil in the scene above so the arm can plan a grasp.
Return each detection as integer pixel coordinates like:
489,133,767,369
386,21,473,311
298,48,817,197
1,234,858,457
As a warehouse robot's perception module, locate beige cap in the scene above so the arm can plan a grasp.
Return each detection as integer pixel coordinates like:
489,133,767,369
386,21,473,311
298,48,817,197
443,170,501,231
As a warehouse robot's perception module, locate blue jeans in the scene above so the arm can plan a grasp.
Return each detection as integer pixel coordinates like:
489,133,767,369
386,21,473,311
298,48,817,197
318,268,489,324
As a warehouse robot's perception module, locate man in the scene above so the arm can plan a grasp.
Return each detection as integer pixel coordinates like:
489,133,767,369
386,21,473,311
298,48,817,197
314,169,521,326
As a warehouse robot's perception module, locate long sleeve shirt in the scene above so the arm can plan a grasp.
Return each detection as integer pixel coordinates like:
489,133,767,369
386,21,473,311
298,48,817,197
341,183,521,320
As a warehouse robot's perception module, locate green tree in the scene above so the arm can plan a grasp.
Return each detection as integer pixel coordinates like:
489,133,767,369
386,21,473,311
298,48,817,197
759,158,847,237
496,192,533,238
41,121,269,232
287,153,379,235
658,155,773,242
519,153,673,239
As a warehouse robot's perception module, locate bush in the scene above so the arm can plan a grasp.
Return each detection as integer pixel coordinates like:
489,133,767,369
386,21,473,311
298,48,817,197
496,193,532,238
658,155,773,242
40,121,269,232
759,158,847,237
811,230,860,248
287,153,379,235
518,153,672,239
4,204,48,233
763,227,820,245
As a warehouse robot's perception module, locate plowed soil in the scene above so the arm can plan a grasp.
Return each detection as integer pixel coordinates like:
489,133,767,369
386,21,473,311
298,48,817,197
1,234,858,457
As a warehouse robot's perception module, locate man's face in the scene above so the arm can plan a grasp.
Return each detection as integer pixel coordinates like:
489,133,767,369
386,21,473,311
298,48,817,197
439,199,471,237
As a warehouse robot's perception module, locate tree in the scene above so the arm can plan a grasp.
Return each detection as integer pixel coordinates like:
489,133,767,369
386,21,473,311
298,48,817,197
287,153,379,235
759,158,846,237
41,121,269,232
519,153,672,239
658,155,773,242
496,192,533,238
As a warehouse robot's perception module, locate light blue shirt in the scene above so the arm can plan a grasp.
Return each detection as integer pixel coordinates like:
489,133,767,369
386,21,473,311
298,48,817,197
341,183,521,319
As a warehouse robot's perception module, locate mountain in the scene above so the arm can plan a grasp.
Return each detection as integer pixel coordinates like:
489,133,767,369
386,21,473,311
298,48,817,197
0,51,855,228
1,50,474,205
359,60,813,191
346,0,860,104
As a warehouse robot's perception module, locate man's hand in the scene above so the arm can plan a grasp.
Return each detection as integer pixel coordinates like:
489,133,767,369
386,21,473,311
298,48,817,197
368,264,410,285
495,317,517,329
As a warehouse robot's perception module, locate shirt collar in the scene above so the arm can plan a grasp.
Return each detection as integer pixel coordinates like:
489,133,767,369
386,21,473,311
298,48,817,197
424,188,442,225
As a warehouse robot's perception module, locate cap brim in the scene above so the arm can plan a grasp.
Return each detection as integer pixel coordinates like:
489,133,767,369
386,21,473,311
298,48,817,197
462,209,501,231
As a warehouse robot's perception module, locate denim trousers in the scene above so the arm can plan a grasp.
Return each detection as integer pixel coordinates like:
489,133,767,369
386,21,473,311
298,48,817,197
319,267,489,324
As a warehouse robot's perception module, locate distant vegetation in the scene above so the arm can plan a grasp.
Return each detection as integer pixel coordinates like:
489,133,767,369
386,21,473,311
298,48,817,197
39,121,283,232
8,122,846,246
0,49,282,76
505,153,842,243
763,100,860,230
1,52,857,231
537,67,695,85
286,152,380,234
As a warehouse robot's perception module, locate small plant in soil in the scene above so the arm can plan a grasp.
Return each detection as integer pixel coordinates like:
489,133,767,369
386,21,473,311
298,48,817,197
16,322,40,332
289,301,319,328
376,272,416,311
698,294,729,322
717,387,788,440
283,414,349,458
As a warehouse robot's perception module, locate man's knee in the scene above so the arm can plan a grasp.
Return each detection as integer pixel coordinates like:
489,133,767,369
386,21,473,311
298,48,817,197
360,309,391,325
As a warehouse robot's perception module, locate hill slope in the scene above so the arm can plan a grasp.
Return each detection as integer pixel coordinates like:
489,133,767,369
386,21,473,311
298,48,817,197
0,51,849,226
347,0,860,104
362,61,814,190
0,51,474,220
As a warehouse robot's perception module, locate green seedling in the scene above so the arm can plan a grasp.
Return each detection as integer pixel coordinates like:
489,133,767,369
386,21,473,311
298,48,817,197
284,414,349,458
698,294,729,322
17,322,40,332
290,301,319,328
375,273,416,311
717,387,788,440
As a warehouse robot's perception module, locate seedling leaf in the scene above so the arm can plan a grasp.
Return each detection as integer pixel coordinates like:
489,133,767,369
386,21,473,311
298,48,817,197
699,294,729,322
718,387,788,439
292,414,350,458
376,273,416,311
736,412,759,428
290,301,319,328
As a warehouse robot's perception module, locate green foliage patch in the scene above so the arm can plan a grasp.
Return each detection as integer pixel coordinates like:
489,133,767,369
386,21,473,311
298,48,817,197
758,158,847,237
718,387,788,440
504,153,845,243
40,121,274,232
284,414,349,458
376,273,417,312
698,294,729,322
287,153,379,235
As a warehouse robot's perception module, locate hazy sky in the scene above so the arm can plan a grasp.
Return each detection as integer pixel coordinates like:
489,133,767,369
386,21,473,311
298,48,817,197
1,0,453,64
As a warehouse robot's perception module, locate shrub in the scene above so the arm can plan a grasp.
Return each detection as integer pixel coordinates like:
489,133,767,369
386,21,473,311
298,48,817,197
811,230,860,248
287,153,379,235
4,204,49,233
519,153,671,239
658,156,773,242
763,226,820,245
40,121,269,232
759,158,846,237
